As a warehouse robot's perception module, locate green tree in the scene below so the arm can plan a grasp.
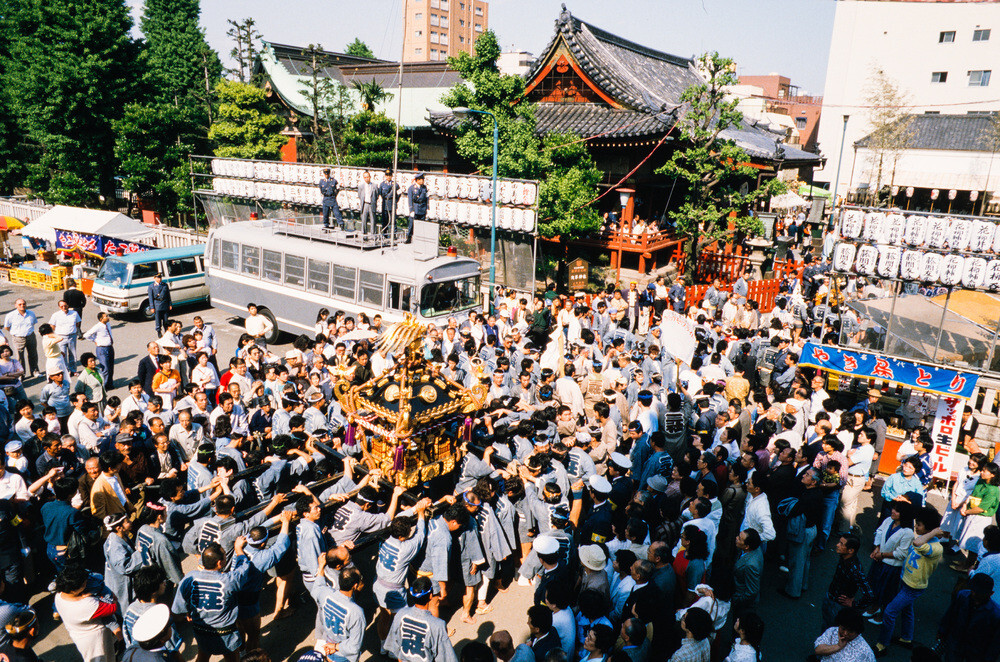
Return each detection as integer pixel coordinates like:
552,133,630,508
655,52,785,278
353,79,392,112
340,111,413,168
536,133,602,238
442,30,544,179
0,5,27,194
862,67,914,206
4,0,140,204
114,103,193,218
297,44,355,163
345,38,375,59
226,17,262,84
209,80,288,159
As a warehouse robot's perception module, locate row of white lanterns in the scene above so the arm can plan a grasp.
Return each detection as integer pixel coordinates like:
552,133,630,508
833,241,1000,290
840,210,1000,253
210,177,537,231
209,158,538,207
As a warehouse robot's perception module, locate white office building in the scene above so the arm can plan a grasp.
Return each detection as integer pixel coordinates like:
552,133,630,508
816,0,1000,198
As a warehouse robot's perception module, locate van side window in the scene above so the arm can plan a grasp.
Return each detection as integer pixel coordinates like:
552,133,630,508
359,270,384,308
211,239,220,268
133,262,158,280
166,257,198,277
389,281,412,311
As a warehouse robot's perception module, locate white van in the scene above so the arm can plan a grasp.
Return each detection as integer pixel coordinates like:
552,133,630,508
91,245,208,318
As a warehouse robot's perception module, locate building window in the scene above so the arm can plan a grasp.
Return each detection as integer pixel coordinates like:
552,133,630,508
460,2,465,8
430,31,439,43
795,117,807,129
939,31,955,43
440,33,448,45
415,30,422,37
475,23,483,31
459,35,465,43
931,71,948,83
440,16,449,28
441,0,449,10
475,5,483,15
430,49,438,60
968,110,993,115
969,70,992,86
415,47,423,55
430,0,439,7
974,28,991,41
415,12,423,20
924,111,940,115
459,18,465,26
430,13,439,26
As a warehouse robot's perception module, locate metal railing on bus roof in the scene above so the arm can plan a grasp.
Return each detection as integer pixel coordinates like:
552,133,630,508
252,216,409,250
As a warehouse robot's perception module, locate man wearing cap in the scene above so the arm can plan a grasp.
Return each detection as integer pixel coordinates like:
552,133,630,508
304,391,328,436
319,168,344,230
123,603,177,662
575,475,614,544
607,453,635,510
405,173,427,244
173,540,252,662
104,513,145,612
385,576,456,662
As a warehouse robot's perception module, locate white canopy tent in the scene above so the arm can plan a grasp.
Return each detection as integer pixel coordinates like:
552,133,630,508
770,192,809,209
19,205,156,245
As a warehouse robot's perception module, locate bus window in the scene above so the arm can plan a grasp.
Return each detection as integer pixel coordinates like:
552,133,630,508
262,249,281,282
133,262,159,281
166,257,198,277
221,241,238,271
211,239,220,268
389,282,412,311
333,265,356,300
284,254,305,288
419,275,480,317
308,259,330,294
241,246,260,277
359,270,384,308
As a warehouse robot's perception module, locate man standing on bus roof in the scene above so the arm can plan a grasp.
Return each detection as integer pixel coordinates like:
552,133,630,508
379,170,399,233
319,168,343,230
358,171,379,236
406,173,427,244
148,273,171,338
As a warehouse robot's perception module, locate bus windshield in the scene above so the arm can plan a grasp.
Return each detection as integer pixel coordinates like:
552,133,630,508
96,259,130,287
419,275,480,318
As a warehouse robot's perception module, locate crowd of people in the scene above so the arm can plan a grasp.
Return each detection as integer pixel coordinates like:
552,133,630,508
0,257,999,662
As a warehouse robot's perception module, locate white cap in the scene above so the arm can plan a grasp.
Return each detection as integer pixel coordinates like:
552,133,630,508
132,604,170,643
609,452,632,470
588,475,612,494
534,534,559,555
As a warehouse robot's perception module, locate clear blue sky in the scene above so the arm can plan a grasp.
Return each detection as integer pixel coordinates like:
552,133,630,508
126,0,837,95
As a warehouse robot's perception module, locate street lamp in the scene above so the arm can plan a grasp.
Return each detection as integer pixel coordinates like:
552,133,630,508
453,106,499,299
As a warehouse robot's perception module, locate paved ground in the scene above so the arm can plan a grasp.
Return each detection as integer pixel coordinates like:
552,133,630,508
0,280,959,661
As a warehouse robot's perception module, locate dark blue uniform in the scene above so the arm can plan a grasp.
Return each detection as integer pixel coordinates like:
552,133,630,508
147,280,171,336
379,179,399,230
406,180,428,243
319,176,343,228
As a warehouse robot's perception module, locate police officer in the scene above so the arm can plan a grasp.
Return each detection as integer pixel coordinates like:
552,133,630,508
379,170,399,232
319,168,344,230
147,273,171,338
576,475,613,544
406,173,428,244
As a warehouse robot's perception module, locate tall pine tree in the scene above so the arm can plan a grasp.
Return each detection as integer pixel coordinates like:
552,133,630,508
115,0,222,222
4,0,139,204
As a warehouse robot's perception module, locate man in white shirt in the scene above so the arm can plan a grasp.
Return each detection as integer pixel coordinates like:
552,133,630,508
673,498,718,563
3,299,39,377
809,373,831,422
192,316,217,355
49,299,82,374
839,428,876,531
554,365,585,419
245,303,274,348
169,409,204,461
741,472,776,545
0,461,29,500
83,311,115,386
77,403,110,455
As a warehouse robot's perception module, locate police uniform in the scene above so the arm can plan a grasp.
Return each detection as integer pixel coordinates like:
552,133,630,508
172,555,251,655
319,175,344,229
124,600,182,652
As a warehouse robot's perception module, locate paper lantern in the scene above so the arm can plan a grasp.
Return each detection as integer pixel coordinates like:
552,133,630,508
446,176,459,199
969,221,994,252
948,218,972,251
962,257,988,289
855,245,879,276
882,213,906,245
926,216,950,249
877,246,901,279
939,254,965,285
841,210,864,239
523,209,537,232
921,252,943,282
456,202,470,224
523,183,538,206
985,260,1000,290
862,212,885,242
904,215,927,246
479,179,492,202
899,250,923,280
833,242,857,272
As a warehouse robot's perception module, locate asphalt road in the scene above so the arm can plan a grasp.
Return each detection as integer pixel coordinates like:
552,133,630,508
0,280,958,661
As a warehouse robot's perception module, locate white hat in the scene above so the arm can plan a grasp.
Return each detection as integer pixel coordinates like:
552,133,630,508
609,452,632,470
574,431,591,444
588,475,612,494
132,604,170,643
578,545,607,571
534,534,559,555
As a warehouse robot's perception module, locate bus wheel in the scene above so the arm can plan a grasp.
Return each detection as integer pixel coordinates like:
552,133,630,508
257,307,280,345
138,299,155,322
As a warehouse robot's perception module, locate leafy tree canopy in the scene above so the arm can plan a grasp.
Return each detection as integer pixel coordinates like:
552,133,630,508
341,111,413,169
655,52,786,276
345,38,375,59
209,80,288,160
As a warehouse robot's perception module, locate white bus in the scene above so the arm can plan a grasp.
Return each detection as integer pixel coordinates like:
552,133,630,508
205,220,482,343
